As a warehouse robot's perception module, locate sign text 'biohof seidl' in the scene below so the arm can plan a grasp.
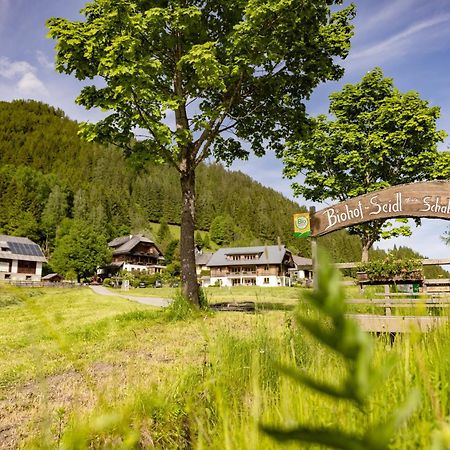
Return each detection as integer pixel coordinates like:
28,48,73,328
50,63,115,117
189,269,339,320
310,181,450,237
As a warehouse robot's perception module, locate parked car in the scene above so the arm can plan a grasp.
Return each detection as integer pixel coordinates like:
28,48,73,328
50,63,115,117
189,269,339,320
154,280,162,288
138,282,146,288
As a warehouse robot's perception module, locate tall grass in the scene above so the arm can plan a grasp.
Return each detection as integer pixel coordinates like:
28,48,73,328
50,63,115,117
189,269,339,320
3,284,450,448
19,316,450,449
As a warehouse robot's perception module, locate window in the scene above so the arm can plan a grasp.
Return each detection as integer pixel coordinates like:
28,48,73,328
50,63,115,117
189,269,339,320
263,277,270,284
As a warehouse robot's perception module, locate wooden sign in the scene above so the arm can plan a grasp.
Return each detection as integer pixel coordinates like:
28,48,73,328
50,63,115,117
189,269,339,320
311,181,450,237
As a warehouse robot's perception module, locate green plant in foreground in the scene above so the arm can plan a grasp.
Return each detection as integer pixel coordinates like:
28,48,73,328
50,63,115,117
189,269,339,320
261,252,419,449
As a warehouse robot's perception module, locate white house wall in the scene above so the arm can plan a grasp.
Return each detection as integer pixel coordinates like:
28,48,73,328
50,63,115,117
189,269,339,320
208,275,288,287
0,259,44,282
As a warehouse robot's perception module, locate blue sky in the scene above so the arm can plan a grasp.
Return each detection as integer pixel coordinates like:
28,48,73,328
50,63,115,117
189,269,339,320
1,0,450,258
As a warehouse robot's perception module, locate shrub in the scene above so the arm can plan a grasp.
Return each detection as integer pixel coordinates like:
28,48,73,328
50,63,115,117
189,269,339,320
357,256,423,280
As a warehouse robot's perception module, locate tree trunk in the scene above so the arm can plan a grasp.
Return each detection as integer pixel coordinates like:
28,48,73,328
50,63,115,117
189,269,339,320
180,169,199,307
361,237,373,262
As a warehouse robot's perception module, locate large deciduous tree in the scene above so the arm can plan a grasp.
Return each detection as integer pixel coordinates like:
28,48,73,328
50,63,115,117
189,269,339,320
47,0,355,305
284,68,447,261
51,219,112,282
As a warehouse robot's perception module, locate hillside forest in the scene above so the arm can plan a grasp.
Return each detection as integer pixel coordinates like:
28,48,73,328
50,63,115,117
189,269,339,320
0,100,447,278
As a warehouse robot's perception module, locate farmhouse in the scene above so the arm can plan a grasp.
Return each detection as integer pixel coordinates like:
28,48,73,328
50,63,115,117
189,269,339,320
289,255,313,284
206,245,295,287
102,234,165,277
0,235,46,282
195,249,213,287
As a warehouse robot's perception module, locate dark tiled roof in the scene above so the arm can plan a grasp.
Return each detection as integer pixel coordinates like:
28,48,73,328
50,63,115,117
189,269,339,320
292,255,313,268
42,273,62,280
108,234,161,256
207,245,290,267
195,252,213,265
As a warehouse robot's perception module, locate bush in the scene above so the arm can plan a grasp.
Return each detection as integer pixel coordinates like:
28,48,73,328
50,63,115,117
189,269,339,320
357,256,423,280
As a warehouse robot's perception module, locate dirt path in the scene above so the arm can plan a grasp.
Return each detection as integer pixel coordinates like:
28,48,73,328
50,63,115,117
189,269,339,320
90,285,170,307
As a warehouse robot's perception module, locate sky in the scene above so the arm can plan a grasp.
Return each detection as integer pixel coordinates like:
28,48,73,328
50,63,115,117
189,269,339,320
1,0,450,259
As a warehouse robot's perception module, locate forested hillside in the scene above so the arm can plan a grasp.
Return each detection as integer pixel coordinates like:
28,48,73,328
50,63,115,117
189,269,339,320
0,100,365,263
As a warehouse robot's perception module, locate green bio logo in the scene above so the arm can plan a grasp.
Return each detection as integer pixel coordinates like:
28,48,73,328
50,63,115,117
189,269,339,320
296,216,309,230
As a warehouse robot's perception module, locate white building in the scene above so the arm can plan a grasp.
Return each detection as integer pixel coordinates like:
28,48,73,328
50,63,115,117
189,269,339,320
0,235,46,282
206,245,295,287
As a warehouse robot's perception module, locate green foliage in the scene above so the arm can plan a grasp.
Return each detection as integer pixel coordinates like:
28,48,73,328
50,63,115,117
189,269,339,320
51,219,112,282
370,246,449,278
210,215,236,245
47,0,355,163
163,239,179,265
41,185,68,233
195,231,204,249
157,219,172,249
358,255,423,281
261,253,419,449
202,232,211,249
164,261,181,280
284,68,447,258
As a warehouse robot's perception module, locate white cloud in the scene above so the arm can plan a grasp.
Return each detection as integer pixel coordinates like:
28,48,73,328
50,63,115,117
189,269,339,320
0,56,48,98
358,0,420,34
0,57,34,79
36,50,54,71
347,14,450,69
17,72,49,96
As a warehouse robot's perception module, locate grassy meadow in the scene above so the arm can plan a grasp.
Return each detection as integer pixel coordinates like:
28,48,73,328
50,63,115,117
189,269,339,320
1,283,450,449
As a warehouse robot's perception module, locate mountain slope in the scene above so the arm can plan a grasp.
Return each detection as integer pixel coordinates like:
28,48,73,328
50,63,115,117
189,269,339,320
0,99,361,261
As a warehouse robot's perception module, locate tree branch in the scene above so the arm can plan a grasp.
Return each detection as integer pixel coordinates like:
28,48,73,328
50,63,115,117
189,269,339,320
130,87,181,172
193,74,244,166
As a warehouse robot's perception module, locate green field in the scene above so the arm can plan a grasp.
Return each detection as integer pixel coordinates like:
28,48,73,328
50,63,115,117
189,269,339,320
1,283,450,449
115,285,305,305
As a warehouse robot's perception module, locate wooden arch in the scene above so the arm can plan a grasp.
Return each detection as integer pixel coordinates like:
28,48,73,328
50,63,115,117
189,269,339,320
310,181,450,237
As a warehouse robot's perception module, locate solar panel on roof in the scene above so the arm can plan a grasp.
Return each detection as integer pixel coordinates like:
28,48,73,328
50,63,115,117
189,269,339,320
8,241,43,256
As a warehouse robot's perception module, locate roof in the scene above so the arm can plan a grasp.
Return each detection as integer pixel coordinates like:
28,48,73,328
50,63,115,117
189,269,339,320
108,234,161,256
0,235,47,263
42,273,62,280
292,255,313,268
207,245,291,267
195,252,213,266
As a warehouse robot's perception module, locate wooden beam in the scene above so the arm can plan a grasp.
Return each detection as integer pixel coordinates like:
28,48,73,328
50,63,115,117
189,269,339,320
347,314,447,333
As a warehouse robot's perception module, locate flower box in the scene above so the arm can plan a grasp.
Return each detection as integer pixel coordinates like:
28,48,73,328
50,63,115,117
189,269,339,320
357,269,424,284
